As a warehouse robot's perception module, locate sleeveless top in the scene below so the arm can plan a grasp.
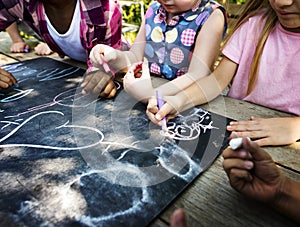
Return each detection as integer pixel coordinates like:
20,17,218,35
144,0,227,80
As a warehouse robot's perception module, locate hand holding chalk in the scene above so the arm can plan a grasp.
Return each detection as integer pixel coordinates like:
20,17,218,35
229,137,243,150
99,53,115,76
133,62,143,78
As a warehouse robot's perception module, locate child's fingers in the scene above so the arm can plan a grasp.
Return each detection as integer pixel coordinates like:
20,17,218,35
223,158,253,172
123,67,135,93
0,69,17,88
34,42,53,55
227,167,253,183
90,44,117,68
90,45,104,67
222,146,250,160
124,62,143,82
0,78,14,88
146,98,160,124
99,81,117,98
242,138,272,162
170,209,187,227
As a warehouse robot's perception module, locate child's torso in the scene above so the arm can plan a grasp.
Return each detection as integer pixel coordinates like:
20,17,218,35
144,0,221,80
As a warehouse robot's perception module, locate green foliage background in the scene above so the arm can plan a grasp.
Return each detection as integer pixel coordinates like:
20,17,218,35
121,0,247,26
122,0,153,25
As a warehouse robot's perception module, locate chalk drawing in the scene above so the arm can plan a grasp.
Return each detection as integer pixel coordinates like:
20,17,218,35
0,111,104,150
0,88,33,103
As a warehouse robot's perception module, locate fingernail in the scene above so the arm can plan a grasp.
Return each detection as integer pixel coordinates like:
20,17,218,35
155,114,161,121
82,90,86,95
245,161,253,169
239,151,247,157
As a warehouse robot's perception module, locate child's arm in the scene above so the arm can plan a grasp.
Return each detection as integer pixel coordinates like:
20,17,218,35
81,67,117,98
227,116,300,146
157,9,226,96
223,137,300,224
146,56,237,125
89,19,146,73
6,22,29,53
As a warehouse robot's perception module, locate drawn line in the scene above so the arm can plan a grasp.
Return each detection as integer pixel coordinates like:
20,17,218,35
0,111,105,150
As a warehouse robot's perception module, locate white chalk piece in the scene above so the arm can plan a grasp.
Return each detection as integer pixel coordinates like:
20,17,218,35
229,138,243,150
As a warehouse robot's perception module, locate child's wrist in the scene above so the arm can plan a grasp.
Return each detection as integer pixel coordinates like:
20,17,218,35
270,175,291,209
12,39,25,43
270,176,300,223
177,91,195,112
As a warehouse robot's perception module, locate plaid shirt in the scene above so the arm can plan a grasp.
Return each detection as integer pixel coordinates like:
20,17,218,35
0,0,123,68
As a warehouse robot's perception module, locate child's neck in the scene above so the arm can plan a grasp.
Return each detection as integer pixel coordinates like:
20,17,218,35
166,0,202,23
282,25,300,33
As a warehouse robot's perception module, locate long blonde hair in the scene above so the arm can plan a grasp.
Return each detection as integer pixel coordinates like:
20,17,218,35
224,0,277,95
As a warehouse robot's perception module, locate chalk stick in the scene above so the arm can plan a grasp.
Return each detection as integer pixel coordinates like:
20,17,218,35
156,90,167,132
229,137,243,150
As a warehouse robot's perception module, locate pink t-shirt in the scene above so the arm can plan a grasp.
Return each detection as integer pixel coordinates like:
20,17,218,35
223,14,300,116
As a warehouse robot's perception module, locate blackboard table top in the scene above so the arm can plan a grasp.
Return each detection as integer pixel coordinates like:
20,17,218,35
0,44,300,227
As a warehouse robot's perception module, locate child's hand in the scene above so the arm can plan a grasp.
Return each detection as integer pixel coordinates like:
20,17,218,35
146,95,180,126
81,68,117,98
10,41,29,53
0,68,17,89
34,42,53,55
123,59,154,102
227,116,300,146
222,137,284,203
89,44,117,69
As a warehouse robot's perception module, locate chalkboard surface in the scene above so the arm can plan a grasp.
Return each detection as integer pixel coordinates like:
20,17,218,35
0,57,231,226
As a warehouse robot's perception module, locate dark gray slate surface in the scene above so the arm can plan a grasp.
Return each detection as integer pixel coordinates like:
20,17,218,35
0,57,231,226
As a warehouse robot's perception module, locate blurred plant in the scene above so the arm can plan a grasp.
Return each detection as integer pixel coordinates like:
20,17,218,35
122,0,153,43
122,0,153,25
19,30,35,40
